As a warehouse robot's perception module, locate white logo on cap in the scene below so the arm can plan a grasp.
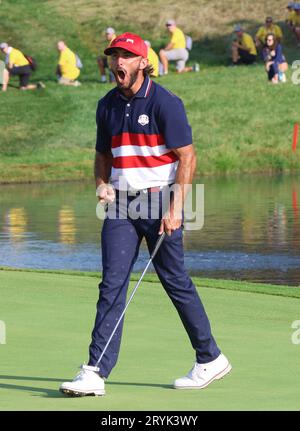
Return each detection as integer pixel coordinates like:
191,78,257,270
126,39,134,44
138,114,149,126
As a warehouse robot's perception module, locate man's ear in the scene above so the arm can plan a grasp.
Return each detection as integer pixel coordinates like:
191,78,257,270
139,57,148,70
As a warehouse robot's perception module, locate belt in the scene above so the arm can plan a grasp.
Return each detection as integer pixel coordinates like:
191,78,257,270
145,187,162,193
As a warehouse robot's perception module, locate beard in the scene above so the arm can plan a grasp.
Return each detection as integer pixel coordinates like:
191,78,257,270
127,69,139,89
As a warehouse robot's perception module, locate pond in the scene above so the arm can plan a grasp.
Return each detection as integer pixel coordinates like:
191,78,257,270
0,175,300,286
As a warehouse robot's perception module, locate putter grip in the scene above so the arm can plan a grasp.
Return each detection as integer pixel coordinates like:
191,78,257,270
150,232,165,260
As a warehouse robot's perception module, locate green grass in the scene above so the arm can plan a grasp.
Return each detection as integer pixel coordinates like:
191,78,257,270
0,268,300,411
1,0,300,183
2,266,300,298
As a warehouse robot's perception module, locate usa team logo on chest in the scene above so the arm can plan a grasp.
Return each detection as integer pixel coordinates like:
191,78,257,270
138,114,149,126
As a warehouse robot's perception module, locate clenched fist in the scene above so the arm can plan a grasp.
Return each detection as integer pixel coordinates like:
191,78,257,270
96,183,116,205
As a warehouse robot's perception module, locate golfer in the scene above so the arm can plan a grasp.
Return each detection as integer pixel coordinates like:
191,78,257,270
60,32,231,396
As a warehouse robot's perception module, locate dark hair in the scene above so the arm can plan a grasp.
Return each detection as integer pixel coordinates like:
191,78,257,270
264,32,277,50
143,64,154,77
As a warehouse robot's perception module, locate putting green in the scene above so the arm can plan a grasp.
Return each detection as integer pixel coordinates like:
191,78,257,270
0,269,299,411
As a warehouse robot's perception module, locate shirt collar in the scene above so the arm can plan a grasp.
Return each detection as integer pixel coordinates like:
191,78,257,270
118,75,153,101
134,75,152,98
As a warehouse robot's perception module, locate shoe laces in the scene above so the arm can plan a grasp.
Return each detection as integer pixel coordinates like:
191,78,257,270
188,363,207,380
73,364,90,382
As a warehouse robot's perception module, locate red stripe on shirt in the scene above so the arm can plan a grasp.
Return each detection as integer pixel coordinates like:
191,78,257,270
144,79,152,97
112,152,178,169
112,133,165,148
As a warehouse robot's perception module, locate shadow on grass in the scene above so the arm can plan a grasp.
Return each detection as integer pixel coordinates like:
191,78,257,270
0,375,65,382
0,375,172,398
108,381,172,389
0,382,64,398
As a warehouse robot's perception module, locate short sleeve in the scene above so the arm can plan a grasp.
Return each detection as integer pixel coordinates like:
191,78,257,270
277,25,283,38
95,99,111,153
256,27,263,39
58,52,64,66
157,95,193,149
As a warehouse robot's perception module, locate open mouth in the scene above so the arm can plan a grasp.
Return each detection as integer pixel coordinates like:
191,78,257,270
117,69,126,81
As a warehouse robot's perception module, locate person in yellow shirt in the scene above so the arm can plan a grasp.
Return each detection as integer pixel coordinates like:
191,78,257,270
290,4,300,46
286,2,296,29
97,27,116,83
255,17,283,48
159,19,192,74
231,25,257,65
0,42,43,91
56,41,81,87
144,40,159,77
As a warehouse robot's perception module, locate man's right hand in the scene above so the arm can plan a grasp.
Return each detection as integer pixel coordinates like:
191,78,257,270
96,183,116,205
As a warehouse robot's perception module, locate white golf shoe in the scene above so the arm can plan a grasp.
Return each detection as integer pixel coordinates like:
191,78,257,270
174,353,232,390
60,364,105,396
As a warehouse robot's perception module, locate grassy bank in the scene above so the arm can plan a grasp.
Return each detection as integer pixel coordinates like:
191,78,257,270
1,0,300,183
2,266,300,297
1,268,300,410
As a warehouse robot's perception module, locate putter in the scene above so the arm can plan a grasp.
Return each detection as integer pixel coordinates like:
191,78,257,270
94,232,166,371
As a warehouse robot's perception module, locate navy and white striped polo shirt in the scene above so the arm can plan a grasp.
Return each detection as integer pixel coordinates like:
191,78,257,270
96,75,193,190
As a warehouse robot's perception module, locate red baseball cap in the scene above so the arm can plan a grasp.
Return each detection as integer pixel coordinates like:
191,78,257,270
104,32,148,58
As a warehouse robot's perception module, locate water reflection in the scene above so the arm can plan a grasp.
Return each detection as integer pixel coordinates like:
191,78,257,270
58,206,76,245
266,204,287,247
4,208,27,242
0,176,300,285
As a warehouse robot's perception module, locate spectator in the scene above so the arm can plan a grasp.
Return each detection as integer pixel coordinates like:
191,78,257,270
144,40,159,77
0,42,43,91
255,17,283,49
286,2,296,29
231,25,257,65
262,33,288,83
97,27,116,83
56,41,81,87
159,19,192,74
290,3,300,46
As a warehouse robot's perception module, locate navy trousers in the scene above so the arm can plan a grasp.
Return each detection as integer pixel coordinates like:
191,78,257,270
88,192,220,378
268,61,279,81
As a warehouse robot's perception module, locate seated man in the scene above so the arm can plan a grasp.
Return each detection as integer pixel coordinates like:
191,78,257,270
144,40,159,77
290,3,300,46
231,25,257,65
286,2,296,29
159,19,192,74
56,41,81,87
0,42,42,91
97,27,116,83
255,17,283,49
